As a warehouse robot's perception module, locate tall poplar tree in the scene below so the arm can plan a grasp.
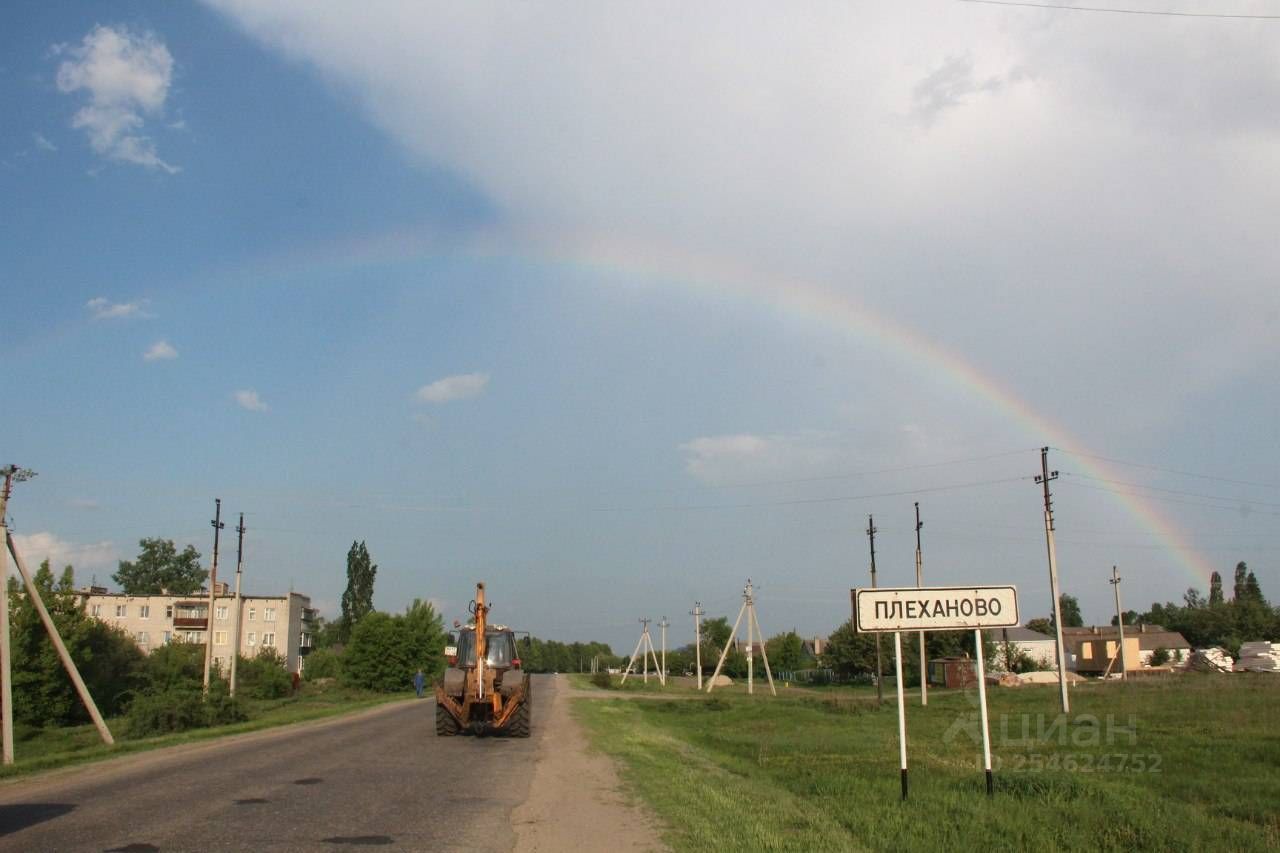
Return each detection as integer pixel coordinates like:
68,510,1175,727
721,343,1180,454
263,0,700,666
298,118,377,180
339,540,377,644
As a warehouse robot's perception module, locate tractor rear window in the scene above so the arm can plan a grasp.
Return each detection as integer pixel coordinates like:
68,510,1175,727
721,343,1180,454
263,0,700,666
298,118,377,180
455,630,515,666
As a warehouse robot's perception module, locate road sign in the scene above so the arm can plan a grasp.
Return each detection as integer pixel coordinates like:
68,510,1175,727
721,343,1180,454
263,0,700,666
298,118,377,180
853,585,1018,633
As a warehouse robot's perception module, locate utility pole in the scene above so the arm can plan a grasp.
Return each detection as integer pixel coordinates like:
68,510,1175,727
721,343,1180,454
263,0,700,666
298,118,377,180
3,468,113,747
1036,447,1070,713
915,502,927,707
0,466,20,765
1110,565,1128,680
203,499,225,693
691,602,704,690
869,515,883,705
658,616,669,680
620,618,665,686
707,580,776,696
229,514,245,697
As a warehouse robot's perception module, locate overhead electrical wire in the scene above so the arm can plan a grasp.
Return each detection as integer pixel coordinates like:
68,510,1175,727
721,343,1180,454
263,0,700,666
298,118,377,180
1053,447,1280,490
1060,471,1280,509
958,0,1280,19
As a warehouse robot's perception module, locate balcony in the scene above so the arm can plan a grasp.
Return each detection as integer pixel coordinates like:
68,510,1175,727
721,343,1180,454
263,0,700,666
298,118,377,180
173,617,208,630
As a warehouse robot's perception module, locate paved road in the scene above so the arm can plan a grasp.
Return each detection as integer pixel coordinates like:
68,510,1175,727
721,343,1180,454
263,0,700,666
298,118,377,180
0,674,552,852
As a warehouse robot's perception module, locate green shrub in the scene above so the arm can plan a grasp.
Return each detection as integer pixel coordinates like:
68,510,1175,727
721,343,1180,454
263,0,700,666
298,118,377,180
235,648,293,699
1150,647,1171,667
125,682,248,737
303,648,342,681
343,612,414,692
591,671,613,689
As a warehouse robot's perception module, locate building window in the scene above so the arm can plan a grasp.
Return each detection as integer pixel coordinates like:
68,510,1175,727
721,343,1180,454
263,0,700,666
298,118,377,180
214,631,228,645
184,631,200,643
115,604,127,618
91,604,102,617
165,605,173,619
137,632,148,645
248,607,256,621
247,632,257,647
263,632,276,647
139,604,150,619
264,607,276,622
163,631,172,644
216,606,228,621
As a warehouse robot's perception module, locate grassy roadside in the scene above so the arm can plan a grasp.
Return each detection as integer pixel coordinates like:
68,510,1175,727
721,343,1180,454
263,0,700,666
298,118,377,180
575,675,1280,851
0,683,414,781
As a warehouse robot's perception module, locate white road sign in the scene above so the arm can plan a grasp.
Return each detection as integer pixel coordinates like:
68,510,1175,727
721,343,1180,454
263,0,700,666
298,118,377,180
853,585,1019,632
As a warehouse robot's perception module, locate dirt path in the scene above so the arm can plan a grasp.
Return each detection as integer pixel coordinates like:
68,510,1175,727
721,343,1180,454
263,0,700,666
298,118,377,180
512,675,668,853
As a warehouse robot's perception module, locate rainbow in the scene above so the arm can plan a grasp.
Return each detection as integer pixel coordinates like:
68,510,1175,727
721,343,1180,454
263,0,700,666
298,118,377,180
234,224,1215,585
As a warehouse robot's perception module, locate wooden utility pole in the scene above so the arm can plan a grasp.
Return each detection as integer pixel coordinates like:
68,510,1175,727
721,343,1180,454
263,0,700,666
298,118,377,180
707,580,776,696
869,515,883,705
229,514,245,697
1036,447,1070,713
915,502,927,706
690,601,704,690
1110,565,1128,680
203,499,225,693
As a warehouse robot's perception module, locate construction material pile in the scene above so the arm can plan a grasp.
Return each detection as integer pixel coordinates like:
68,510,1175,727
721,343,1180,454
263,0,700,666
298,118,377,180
1189,647,1234,673
1234,641,1280,673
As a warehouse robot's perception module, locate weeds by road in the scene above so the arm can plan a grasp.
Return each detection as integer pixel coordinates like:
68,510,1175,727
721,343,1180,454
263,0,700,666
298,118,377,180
575,674,1279,851
0,682,413,780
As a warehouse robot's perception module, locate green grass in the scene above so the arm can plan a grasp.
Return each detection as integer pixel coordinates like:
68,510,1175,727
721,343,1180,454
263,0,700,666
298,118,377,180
0,683,413,780
575,674,1280,852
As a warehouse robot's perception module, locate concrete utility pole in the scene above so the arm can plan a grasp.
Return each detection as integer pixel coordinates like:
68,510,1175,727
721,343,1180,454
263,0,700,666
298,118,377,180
869,515,883,705
914,502,927,707
229,514,245,697
706,580,776,696
203,499,225,693
0,466,20,765
691,602,704,690
1036,447,1070,713
620,618,665,686
1110,565,1128,680
658,616,669,680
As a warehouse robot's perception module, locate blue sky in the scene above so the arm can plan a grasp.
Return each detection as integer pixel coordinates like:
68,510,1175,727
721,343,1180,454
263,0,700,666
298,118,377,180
4,2,1278,652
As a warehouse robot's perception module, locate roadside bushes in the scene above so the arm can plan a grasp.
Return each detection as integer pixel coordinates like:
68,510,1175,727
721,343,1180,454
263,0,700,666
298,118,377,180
590,671,613,689
302,648,342,681
235,648,293,700
124,681,248,737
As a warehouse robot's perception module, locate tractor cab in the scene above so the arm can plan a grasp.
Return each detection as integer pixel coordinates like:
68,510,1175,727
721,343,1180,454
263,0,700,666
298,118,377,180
450,625,520,670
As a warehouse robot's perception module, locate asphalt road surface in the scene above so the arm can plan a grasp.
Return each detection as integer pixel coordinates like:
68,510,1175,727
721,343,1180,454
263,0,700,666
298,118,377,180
0,674,554,852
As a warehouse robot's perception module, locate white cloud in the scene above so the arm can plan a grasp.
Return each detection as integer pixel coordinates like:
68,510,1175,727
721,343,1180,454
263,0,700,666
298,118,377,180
86,296,149,320
234,389,269,411
11,532,116,572
68,497,101,510
679,432,842,486
55,25,178,173
415,372,489,403
143,340,178,361
33,132,57,152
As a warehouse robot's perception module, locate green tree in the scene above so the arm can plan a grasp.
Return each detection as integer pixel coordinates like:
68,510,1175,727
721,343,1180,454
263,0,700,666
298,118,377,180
10,561,146,726
1053,594,1084,628
339,541,377,644
1209,571,1224,606
112,538,205,595
302,648,343,680
820,620,880,679
1110,610,1140,627
1244,571,1263,604
701,616,732,651
1025,617,1052,636
1233,562,1249,602
765,631,806,671
343,612,414,692
402,598,448,678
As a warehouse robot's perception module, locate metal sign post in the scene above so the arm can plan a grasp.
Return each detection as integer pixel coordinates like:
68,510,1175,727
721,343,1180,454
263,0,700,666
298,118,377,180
853,584,1018,800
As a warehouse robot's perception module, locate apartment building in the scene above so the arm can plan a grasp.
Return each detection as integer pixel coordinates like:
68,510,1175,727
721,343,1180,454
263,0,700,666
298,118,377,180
78,585,317,674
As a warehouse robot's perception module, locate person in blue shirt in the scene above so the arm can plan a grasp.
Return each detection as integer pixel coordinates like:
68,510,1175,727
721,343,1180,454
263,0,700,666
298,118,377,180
413,669,426,698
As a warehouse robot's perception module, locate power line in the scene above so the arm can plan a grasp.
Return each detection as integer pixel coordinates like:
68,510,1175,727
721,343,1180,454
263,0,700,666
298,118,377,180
698,447,1038,490
1053,447,1280,490
958,0,1280,20
1061,471,1280,509
1057,478,1280,516
589,475,1032,512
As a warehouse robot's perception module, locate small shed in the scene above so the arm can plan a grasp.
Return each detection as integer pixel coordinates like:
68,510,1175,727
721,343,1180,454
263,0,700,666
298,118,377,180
928,657,977,689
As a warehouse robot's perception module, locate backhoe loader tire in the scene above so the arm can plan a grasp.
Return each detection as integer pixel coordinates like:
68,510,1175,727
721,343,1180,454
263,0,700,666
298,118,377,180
507,700,531,738
436,702,460,737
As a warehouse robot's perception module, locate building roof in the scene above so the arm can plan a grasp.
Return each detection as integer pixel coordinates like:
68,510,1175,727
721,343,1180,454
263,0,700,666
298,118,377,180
1061,625,1190,651
984,626,1055,643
